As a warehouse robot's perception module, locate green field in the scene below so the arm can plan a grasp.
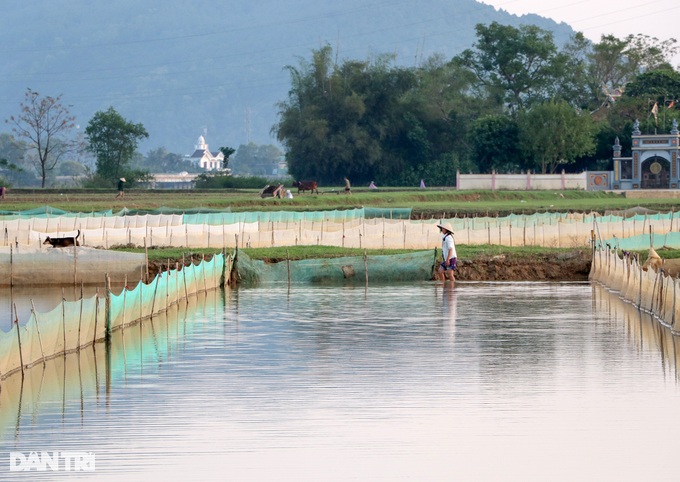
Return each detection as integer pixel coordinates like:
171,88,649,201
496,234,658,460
4,188,680,217
4,187,674,262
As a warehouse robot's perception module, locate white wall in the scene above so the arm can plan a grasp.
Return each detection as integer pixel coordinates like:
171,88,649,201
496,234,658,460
457,171,587,190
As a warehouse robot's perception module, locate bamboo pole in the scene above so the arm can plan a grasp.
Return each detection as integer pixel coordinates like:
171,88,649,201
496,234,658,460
286,249,291,288
150,269,161,316
93,288,100,344
77,282,84,350
202,254,207,293
183,254,188,299
121,275,128,332
30,300,46,366
364,249,368,286
14,304,24,378
105,273,112,342
62,287,66,352
145,237,149,282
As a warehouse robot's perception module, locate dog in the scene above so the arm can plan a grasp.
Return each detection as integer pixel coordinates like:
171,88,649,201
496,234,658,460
641,247,680,278
43,230,81,248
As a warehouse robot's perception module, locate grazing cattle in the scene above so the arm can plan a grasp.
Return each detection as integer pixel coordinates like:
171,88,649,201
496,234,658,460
642,247,680,278
292,180,318,194
44,230,81,248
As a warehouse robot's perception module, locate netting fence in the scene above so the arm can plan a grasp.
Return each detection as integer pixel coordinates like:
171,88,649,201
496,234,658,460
590,248,680,334
234,250,437,284
0,253,230,382
3,207,680,251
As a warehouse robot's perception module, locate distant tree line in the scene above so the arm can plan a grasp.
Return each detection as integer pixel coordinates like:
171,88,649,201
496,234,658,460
1,22,678,189
1,100,282,188
275,22,680,186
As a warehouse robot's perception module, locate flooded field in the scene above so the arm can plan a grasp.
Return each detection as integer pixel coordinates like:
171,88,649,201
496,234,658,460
1,282,679,481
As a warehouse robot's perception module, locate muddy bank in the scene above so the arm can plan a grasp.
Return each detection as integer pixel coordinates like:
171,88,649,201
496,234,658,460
456,250,592,282
146,250,592,283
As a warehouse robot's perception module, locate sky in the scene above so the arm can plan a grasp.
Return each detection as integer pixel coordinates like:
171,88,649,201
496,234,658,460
479,0,680,65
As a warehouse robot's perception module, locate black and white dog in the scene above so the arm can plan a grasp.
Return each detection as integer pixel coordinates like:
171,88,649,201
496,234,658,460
43,230,81,248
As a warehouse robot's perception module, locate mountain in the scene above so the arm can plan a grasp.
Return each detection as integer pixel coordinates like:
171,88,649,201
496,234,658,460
0,0,575,156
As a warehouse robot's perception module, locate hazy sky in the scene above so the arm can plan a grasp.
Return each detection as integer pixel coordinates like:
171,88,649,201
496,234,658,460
479,0,679,64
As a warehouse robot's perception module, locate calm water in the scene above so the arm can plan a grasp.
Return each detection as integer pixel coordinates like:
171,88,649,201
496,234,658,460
1,281,679,481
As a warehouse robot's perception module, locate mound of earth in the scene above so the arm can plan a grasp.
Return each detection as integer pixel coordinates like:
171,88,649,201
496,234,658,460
456,250,591,282
146,250,592,283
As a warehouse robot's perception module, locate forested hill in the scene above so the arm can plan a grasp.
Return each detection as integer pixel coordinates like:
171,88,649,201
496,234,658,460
0,0,575,154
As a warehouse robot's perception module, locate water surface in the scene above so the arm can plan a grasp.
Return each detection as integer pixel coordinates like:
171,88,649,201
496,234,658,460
1,282,679,481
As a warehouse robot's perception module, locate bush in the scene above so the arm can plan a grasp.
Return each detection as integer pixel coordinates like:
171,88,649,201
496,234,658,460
194,174,291,189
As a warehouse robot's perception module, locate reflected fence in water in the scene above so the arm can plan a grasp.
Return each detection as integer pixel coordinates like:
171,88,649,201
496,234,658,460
0,289,227,440
590,248,680,332
592,283,680,380
0,253,230,382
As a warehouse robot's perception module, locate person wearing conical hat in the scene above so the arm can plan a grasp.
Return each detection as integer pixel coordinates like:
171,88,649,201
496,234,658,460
436,222,457,282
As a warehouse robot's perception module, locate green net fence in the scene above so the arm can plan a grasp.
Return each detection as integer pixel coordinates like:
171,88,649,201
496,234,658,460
0,289,224,436
590,248,680,334
0,253,230,381
234,250,437,284
3,206,680,249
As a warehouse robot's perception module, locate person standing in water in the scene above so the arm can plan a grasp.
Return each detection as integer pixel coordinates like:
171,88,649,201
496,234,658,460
436,223,457,282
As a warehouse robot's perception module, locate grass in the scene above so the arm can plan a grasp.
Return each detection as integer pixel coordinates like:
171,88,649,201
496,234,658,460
114,244,589,263
4,188,680,216
9,187,680,261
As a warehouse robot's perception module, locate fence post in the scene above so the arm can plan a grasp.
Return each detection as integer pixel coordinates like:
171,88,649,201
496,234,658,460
77,282,84,351
14,304,24,379
105,273,112,343
364,249,368,286
30,300,46,367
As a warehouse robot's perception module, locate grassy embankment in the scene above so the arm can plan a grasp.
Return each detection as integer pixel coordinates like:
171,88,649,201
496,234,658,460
4,188,680,261
6,187,680,215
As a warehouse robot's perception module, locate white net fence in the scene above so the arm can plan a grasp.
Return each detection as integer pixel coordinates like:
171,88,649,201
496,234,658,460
3,211,672,250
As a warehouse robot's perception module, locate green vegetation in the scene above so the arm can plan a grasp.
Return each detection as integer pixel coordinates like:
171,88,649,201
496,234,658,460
115,244,585,264
84,107,149,188
275,26,678,187
3,188,680,217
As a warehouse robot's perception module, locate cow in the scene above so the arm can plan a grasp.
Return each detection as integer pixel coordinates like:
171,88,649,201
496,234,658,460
292,180,319,194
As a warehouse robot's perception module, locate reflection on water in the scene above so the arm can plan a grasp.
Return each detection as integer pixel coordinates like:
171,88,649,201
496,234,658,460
0,284,127,332
1,282,680,481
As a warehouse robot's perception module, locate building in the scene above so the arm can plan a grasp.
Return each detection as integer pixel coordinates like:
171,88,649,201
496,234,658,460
456,118,680,191
609,119,680,190
187,135,225,171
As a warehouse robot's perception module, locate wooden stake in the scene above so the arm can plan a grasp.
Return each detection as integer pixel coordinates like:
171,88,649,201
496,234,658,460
105,273,112,342
14,304,24,378
144,237,149,282
62,287,66,352
93,288,100,344
77,282,84,350
364,249,368,286
30,300,46,366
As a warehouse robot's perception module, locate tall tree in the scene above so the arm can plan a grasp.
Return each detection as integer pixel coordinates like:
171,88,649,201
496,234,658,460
455,22,566,114
5,89,76,187
218,146,235,170
518,100,596,174
85,107,148,184
615,68,680,133
469,115,523,173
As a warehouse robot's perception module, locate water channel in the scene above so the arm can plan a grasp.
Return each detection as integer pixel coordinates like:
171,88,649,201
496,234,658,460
0,281,679,481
